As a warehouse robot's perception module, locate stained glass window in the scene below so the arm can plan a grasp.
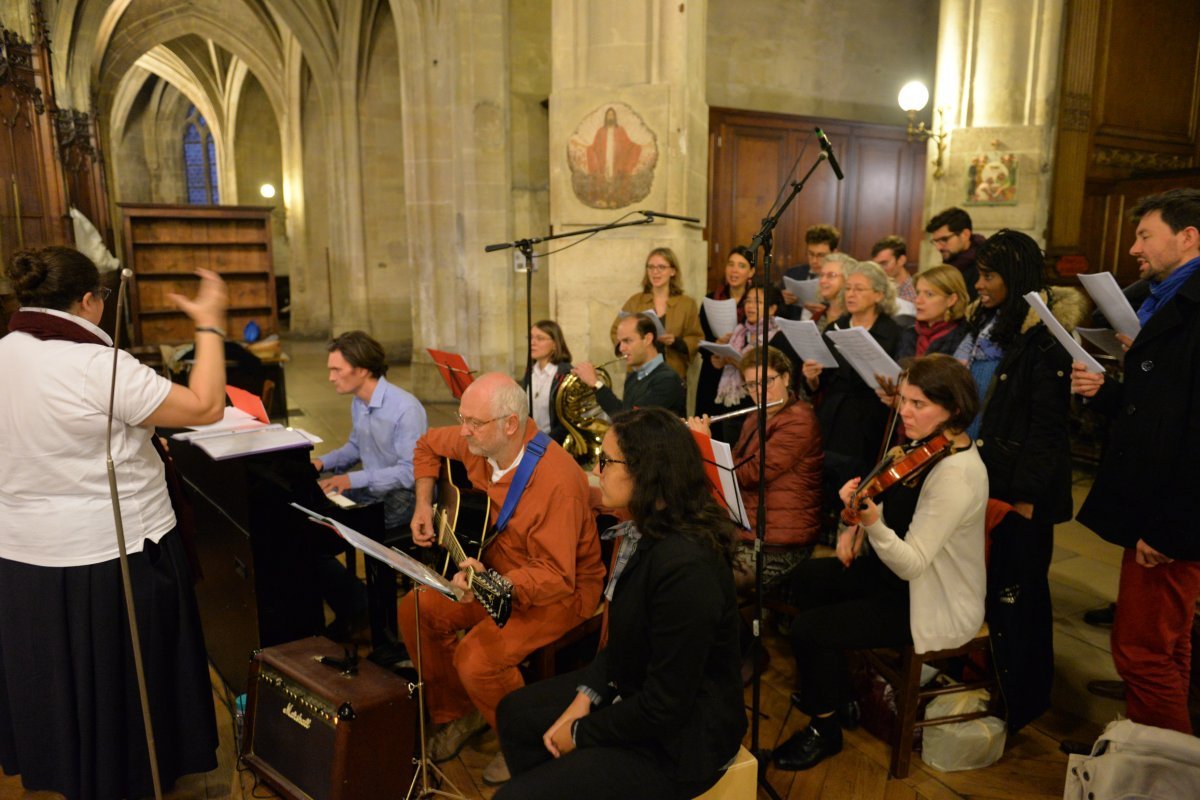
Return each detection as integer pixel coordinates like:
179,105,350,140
183,105,219,204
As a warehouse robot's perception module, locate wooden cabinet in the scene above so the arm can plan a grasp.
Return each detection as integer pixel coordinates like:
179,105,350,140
119,204,278,346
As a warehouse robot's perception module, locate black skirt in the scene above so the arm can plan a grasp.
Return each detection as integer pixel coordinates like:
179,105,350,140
0,529,218,799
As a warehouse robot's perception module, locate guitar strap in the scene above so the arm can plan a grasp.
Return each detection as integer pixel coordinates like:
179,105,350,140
493,430,551,535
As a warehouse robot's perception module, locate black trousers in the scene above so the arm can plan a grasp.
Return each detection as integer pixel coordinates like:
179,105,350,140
788,555,911,716
494,670,720,800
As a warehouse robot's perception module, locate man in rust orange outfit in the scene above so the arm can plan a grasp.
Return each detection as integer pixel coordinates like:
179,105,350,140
398,372,604,785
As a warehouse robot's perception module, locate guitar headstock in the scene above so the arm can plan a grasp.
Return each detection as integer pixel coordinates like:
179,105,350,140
470,569,513,628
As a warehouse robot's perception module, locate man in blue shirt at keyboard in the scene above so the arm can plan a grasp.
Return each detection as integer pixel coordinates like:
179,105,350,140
313,330,428,662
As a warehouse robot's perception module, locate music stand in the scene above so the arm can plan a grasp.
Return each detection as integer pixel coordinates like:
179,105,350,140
426,349,475,400
290,504,470,800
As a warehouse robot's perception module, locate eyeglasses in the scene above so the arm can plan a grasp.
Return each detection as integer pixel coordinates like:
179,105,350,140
645,263,671,272
456,413,500,431
95,286,112,301
844,285,876,294
931,234,956,245
597,452,627,473
743,374,782,392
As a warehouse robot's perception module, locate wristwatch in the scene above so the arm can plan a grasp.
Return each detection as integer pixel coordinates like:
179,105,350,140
593,379,603,390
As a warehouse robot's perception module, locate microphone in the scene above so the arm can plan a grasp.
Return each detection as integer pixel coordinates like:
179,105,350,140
814,128,845,180
640,210,701,223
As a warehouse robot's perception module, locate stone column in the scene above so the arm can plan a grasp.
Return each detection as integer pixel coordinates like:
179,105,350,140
918,0,1065,267
397,0,515,399
548,0,709,401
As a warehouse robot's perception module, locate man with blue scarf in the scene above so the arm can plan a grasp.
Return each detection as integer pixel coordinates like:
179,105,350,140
1072,188,1200,734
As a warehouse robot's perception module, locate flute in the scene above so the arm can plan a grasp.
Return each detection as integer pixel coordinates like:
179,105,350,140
706,399,784,423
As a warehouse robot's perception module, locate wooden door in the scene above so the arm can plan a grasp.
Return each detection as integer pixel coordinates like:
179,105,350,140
707,108,926,292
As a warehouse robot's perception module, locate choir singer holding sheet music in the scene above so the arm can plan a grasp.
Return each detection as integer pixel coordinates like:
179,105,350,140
611,247,702,381
0,247,224,797
801,258,901,535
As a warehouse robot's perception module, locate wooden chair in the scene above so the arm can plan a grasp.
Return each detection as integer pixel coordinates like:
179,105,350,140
861,624,997,778
861,498,1014,779
523,520,616,681
524,601,605,681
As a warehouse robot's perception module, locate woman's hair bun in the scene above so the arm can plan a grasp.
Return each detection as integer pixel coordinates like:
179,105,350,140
6,249,50,296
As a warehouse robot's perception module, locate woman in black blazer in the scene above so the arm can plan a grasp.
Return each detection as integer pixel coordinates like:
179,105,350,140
495,407,746,799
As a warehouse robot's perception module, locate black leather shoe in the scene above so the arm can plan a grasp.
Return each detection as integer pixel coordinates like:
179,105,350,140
788,693,859,731
1083,603,1116,628
774,724,843,771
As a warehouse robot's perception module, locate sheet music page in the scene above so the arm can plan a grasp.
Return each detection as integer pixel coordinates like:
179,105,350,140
774,317,838,367
1078,272,1142,339
172,407,266,440
699,341,744,362
1022,292,1105,372
192,426,313,460
708,438,750,530
783,276,822,305
290,503,462,600
701,297,738,338
825,327,902,385
1076,327,1127,361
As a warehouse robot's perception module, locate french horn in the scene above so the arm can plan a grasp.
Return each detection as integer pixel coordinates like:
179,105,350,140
555,359,619,469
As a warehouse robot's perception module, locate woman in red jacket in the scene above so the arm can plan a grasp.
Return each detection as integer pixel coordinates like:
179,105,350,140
690,345,823,591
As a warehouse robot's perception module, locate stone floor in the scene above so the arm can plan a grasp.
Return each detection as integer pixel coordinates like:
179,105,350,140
0,336,1125,799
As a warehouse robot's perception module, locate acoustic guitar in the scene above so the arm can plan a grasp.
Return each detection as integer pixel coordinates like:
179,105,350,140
433,458,512,627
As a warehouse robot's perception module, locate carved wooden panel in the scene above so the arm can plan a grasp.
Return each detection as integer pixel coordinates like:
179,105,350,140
0,22,69,271
58,108,114,249
707,108,925,292
1049,0,1200,271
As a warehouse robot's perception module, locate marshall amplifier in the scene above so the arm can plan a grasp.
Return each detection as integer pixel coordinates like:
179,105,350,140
242,637,416,799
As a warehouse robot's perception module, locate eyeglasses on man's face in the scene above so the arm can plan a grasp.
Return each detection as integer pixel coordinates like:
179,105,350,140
456,413,499,431
95,286,112,302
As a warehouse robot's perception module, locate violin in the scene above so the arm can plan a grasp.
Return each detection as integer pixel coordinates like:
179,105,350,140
841,432,955,526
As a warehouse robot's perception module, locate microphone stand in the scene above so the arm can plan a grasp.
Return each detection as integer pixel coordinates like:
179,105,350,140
105,267,164,800
485,212,688,409
744,148,838,799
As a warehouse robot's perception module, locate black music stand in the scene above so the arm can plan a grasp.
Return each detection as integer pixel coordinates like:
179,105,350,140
290,504,469,800
742,132,842,799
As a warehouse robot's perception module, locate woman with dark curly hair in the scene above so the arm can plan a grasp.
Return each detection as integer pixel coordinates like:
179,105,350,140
0,246,226,798
952,229,1088,727
494,407,746,799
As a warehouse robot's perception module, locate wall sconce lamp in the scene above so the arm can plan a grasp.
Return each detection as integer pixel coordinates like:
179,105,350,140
259,183,276,199
898,81,948,179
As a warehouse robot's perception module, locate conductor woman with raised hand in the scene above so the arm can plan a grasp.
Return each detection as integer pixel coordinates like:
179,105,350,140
0,246,227,799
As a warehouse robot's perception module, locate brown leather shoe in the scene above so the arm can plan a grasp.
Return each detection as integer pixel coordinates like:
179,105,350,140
1087,679,1125,701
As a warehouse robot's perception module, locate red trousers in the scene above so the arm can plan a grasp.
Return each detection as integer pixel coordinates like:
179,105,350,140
1112,547,1200,734
397,588,586,729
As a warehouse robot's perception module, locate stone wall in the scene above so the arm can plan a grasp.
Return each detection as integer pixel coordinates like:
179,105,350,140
707,0,939,124
359,1,411,358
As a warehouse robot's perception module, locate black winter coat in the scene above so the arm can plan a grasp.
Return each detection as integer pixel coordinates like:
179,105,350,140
1077,268,1200,560
969,289,1086,524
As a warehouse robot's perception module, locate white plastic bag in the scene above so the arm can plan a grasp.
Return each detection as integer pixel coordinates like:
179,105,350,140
920,688,1006,772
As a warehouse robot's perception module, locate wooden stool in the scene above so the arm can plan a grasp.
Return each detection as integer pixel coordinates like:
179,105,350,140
863,624,997,779
694,746,757,799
